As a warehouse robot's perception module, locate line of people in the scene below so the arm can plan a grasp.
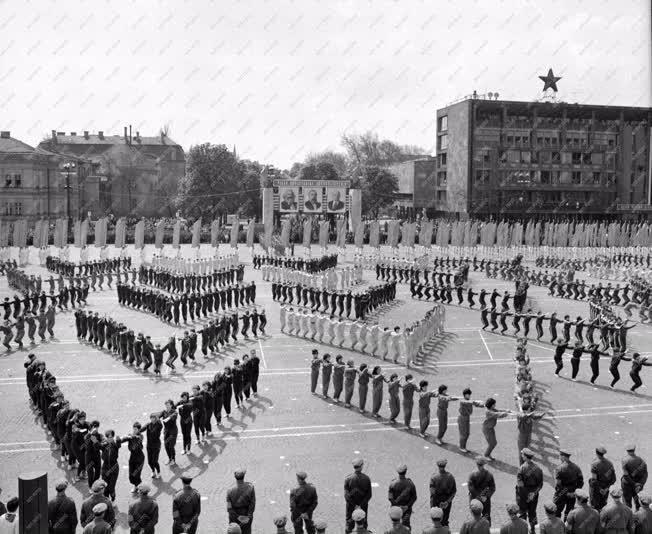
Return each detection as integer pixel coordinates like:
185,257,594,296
117,281,257,324
273,280,396,321
1,304,56,351
150,251,240,274
252,253,338,272
284,305,445,366
46,256,131,277
262,263,363,290
138,263,245,293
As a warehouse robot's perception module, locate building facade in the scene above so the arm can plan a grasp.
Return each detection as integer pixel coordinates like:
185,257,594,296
435,97,652,217
38,128,186,218
0,131,75,220
386,157,437,217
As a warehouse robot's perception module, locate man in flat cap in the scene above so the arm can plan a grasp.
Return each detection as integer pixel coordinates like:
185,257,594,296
468,456,496,525
273,515,291,534
173,476,201,534
344,458,372,533
48,480,78,534
227,468,256,534
516,448,543,534
554,450,584,521
81,480,115,529
128,483,159,534
500,504,529,534
590,446,616,511
388,464,417,530
621,444,648,510
600,488,633,534
633,494,652,534
460,499,490,534
290,471,318,534
82,503,112,534
423,507,450,534
565,489,600,534
384,506,411,534
430,459,457,527
540,503,565,534
313,519,327,533
351,508,371,533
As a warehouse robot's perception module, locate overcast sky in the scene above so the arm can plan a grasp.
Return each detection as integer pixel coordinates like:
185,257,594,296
3,0,650,168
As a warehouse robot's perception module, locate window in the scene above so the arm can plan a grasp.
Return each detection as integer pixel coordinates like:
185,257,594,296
606,173,615,185
438,116,448,132
16,202,22,215
582,153,591,165
437,190,447,202
507,150,520,163
438,134,448,150
4,174,11,187
572,152,582,165
475,170,490,184
520,151,531,164
13,173,21,188
551,151,560,163
437,172,447,186
541,171,551,184
438,153,447,167
608,139,615,148
561,152,572,164
593,172,601,184
571,171,581,184
531,151,539,164
552,171,561,184
591,153,603,165
506,135,514,145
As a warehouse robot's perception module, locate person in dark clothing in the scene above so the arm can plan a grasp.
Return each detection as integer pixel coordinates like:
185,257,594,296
176,392,193,454
232,360,244,408
48,480,78,534
141,414,163,479
344,458,372,533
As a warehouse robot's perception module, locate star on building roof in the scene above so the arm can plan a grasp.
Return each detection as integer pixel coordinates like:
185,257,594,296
539,68,562,92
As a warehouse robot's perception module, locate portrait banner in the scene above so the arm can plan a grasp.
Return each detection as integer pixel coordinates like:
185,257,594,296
73,220,81,247
336,219,346,248
0,220,5,247
302,187,323,214
278,186,299,213
326,187,346,213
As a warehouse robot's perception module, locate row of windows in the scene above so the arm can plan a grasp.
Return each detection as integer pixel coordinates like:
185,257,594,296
4,173,22,187
3,202,23,215
487,150,616,167
474,169,616,185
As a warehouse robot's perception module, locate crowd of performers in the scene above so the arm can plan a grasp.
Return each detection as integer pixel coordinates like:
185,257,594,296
24,351,261,491
262,264,363,290
0,259,17,274
252,253,338,272
1,302,56,351
74,308,266,374
46,256,132,277
536,253,651,270
283,305,445,366
272,280,396,321
138,264,245,293
117,281,257,324
150,251,240,274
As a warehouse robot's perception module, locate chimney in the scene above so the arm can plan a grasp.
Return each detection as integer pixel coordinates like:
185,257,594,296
124,126,128,144
135,131,141,144
160,131,165,143
129,124,132,145
51,130,57,143
70,132,76,136
98,131,104,140
84,131,89,139
0,131,10,139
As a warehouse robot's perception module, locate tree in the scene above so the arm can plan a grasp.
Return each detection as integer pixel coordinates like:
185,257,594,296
341,131,428,171
298,162,340,181
174,143,247,219
359,165,399,218
304,150,348,177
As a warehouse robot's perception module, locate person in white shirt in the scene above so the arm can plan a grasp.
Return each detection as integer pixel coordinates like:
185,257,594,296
0,496,19,534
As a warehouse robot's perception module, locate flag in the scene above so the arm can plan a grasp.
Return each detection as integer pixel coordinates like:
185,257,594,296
303,218,312,248
264,221,273,250
354,221,364,248
210,220,221,247
191,218,201,248
172,219,181,247
281,218,291,248
0,220,5,247
73,220,81,247
80,219,88,247
319,221,329,248
369,220,380,248
33,220,42,248
95,218,107,247
230,217,239,248
420,220,433,248
388,221,399,247
114,218,126,248
14,219,27,248
246,221,256,248
135,220,145,249
336,219,347,247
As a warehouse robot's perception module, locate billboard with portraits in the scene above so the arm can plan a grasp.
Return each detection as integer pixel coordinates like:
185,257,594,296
326,187,347,212
302,187,323,212
278,186,299,212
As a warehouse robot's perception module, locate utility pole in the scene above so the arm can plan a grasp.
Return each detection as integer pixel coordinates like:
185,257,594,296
62,162,76,241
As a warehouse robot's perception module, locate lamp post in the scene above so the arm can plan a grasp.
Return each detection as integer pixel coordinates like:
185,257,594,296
62,162,76,239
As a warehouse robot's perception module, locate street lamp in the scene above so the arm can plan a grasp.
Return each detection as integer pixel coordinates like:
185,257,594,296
62,162,76,233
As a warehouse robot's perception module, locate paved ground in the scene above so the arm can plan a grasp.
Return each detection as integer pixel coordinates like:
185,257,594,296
1,246,651,533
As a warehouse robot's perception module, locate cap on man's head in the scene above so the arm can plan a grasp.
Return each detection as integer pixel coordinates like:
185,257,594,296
273,515,287,527
610,488,623,498
470,499,484,513
91,480,106,493
475,456,488,466
436,458,448,467
227,523,242,534
181,476,193,485
430,507,444,520
544,503,557,514
560,449,571,458
506,503,520,515
396,464,407,474
625,444,636,452
521,448,534,459
92,503,107,515
138,483,151,494
352,458,364,468
574,489,588,501
351,508,366,522
55,480,68,491
389,506,403,520
595,446,607,455
234,468,246,479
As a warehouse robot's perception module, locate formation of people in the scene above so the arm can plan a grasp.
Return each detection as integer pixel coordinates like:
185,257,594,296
46,256,131,277
138,263,245,293
252,253,338,272
150,251,240,274
286,305,444,366
262,263,363,290
117,281,257,324
273,280,396,321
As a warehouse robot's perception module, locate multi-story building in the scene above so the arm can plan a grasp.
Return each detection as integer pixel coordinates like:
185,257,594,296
386,157,437,217
38,128,186,217
0,130,75,220
435,96,652,217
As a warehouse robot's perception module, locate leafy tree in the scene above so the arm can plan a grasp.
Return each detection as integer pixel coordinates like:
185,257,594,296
341,131,428,171
298,162,340,181
304,150,348,177
359,165,399,218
